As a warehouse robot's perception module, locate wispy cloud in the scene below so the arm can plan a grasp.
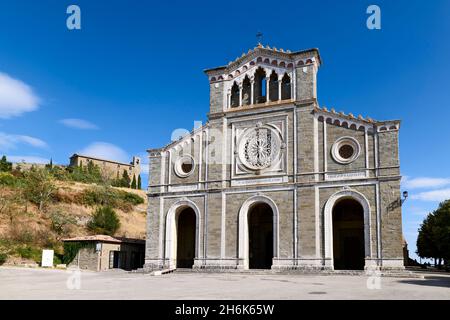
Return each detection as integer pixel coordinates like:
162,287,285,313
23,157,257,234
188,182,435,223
0,132,48,151
0,72,40,119
411,188,450,202
78,142,129,163
59,118,99,130
402,176,450,190
7,155,50,164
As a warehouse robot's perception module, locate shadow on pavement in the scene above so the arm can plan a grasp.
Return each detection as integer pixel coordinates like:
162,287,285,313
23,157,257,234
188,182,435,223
398,276,450,288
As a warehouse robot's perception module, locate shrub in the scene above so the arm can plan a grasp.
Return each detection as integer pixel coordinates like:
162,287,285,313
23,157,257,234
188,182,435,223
0,155,12,172
78,186,144,211
49,209,76,237
0,253,7,265
16,246,41,262
116,190,144,206
80,186,115,207
0,172,16,186
87,206,120,236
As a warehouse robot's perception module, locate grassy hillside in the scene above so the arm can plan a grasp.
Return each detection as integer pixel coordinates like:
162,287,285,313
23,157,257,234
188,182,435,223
0,172,147,266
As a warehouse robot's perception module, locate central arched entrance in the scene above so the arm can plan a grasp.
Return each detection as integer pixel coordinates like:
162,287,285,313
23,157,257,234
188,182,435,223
332,198,365,270
176,207,196,268
248,203,273,269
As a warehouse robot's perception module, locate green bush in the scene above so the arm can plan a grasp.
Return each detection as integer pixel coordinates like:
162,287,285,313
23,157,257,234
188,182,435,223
0,155,12,172
0,253,7,265
78,186,144,211
0,172,16,186
87,206,120,236
116,190,144,206
16,246,41,262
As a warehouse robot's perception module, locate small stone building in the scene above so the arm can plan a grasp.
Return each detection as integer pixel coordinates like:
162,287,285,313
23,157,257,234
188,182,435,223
145,44,404,271
69,154,141,185
63,235,145,271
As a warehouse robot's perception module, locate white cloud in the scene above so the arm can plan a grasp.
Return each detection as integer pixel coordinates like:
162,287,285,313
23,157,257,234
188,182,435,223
7,155,50,164
59,118,99,130
402,176,450,190
78,142,129,163
0,72,40,119
0,132,48,151
411,188,450,202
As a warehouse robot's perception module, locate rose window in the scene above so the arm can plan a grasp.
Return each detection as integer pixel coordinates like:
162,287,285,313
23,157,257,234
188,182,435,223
239,126,282,170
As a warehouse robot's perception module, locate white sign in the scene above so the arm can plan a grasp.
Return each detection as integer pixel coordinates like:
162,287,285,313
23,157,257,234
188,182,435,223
41,249,54,267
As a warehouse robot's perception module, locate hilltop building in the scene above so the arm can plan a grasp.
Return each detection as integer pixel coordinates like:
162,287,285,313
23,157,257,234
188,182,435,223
69,154,141,185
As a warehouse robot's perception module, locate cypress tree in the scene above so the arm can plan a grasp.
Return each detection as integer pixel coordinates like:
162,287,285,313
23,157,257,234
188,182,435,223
131,175,137,189
137,175,142,189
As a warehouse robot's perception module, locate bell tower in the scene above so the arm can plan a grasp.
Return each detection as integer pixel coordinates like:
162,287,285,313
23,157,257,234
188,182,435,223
204,44,321,117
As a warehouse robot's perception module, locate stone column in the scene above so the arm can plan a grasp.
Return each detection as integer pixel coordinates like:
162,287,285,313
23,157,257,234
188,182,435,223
278,77,282,101
227,90,231,108
265,77,270,103
250,79,254,105
239,84,243,107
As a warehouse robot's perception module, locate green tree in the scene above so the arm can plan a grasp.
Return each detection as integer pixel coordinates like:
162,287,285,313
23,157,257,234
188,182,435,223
137,175,142,189
131,175,137,189
417,200,450,267
87,206,120,236
48,209,76,239
23,167,56,211
121,170,131,188
0,155,12,172
45,158,53,169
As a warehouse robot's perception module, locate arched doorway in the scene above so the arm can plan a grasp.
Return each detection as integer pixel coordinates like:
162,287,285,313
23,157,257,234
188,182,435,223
176,207,196,268
332,198,365,270
248,203,273,269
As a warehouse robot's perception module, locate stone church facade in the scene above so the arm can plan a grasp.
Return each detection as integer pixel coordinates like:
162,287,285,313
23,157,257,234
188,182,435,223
144,44,404,271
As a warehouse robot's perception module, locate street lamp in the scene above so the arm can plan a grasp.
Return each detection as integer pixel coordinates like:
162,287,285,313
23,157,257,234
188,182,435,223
401,190,408,204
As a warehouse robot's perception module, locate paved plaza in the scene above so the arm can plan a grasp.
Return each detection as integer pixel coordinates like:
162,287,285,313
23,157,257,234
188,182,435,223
0,267,449,300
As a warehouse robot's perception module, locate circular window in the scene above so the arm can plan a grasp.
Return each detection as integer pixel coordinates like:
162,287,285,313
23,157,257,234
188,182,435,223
331,137,360,164
238,125,283,170
174,155,195,177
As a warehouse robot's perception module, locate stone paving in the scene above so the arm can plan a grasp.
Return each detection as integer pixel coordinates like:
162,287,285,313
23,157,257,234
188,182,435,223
0,266,449,300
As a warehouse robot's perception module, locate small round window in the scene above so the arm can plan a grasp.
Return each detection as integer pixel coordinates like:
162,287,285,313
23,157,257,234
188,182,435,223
331,137,360,164
175,155,195,177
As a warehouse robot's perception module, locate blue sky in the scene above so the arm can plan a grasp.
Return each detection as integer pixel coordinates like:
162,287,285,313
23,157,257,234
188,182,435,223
0,0,449,260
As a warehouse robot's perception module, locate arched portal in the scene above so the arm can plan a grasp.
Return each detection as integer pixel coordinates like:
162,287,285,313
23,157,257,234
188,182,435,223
248,203,273,269
165,200,201,269
176,207,196,268
238,195,279,270
332,199,364,270
324,189,371,270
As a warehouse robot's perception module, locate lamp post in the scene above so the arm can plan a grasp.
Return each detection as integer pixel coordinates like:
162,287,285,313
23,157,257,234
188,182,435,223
401,190,408,205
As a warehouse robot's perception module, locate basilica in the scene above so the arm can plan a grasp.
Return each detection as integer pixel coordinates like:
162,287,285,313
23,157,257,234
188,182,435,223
144,44,404,271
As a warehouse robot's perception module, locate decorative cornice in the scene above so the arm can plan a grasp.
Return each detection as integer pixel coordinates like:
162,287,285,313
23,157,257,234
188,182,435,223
314,105,401,132
204,45,321,81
